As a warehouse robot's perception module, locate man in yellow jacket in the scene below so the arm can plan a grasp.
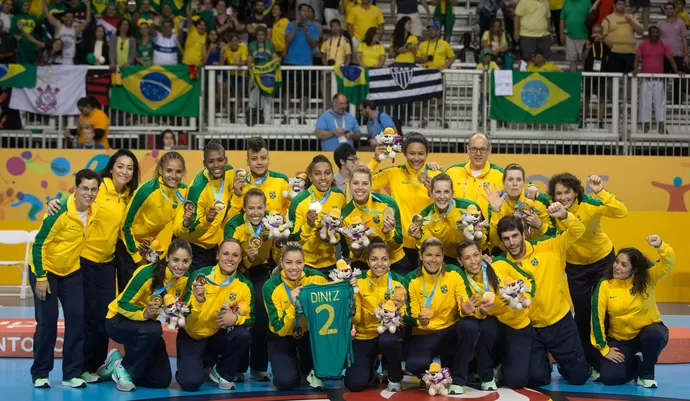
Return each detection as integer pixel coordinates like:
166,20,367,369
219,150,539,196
30,169,101,389
492,201,590,387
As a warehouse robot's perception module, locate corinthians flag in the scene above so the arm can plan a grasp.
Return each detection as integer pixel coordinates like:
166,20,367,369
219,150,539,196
367,66,443,105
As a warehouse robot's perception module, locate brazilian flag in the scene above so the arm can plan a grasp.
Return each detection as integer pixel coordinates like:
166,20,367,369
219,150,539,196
250,59,282,96
110,65,201,117
334,66,369,106
0,64,37,88
490,71,581,124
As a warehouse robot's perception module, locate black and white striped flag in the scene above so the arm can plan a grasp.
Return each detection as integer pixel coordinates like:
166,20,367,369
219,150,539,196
367,67,443,105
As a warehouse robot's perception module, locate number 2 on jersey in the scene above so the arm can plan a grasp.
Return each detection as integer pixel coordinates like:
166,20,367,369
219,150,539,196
316,304,338,335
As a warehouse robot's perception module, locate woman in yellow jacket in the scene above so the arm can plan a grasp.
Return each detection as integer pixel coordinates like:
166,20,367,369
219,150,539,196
263,242,329,390
100,239,192,392
484,164,555,251
176,239,254,391
591,235,675,388
174,142,235,271
288,155,346,273
409,174,487,264
45,150,141,383
456,239,534,390
344,239,407,392
118,151,188,292
369,133,443,270
540,173,628,373
224,188,275,382
406,237,476,395
341,164,408,274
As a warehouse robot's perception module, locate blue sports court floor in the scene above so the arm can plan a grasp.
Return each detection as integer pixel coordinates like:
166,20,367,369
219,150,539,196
1,302,689,401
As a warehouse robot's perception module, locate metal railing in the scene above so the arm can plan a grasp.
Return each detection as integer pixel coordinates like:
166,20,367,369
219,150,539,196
3,65,690,155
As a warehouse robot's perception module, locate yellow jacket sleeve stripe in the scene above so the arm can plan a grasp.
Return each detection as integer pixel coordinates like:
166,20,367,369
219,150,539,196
117,265,155,321
288,190,311,241
649,242,676,285
121,179,158,255
554,213,586,251
235,274,256,327
593,190,628,219
31,204,67,279
591,278,609,356
264,274,293,336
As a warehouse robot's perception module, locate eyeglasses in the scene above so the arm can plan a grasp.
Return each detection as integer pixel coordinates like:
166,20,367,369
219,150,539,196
78,186,99,194
468,147,489,155
346,157,359,163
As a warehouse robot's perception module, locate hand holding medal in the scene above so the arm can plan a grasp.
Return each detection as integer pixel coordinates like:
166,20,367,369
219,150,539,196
192,278,206,303
419,307,434,325
382,207,396,234
408,214,423,239
306,203,320,228
233,169,247,196
145,295,162,319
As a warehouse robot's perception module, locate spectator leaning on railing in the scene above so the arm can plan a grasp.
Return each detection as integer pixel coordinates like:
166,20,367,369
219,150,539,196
633,26,682,134
515,0,552,61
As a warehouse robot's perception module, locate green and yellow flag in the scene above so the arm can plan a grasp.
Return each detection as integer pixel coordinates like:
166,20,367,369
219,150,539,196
334,66,369,105
490,71,581,124
110,65,201,117
250,58,282,96
0,64,37,88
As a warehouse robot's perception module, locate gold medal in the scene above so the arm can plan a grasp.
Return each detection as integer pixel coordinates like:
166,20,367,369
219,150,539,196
417,172,429,184
309,202,322,214
214,201,226,212
195,274,208,285
482,292,496,303
292,326,304,339
149,294,163,307
420,307,434,319
412,214,424,226
249,236,263,248
236,169,247,180
383,207,395,220
184,202,194,212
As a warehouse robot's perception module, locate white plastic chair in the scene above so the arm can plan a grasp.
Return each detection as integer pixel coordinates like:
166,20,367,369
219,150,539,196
0,230,35,299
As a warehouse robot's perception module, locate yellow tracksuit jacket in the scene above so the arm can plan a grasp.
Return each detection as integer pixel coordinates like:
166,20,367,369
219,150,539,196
418,197,489,257
229,170,291,217
81,178,131,263
591,243,676,356
456,265,531,330
369,160,443,249
30,194,99,281
183,266,255,340
121,177,189,264
406,265,469,334
491,213,585,328
489,191,555,251
174,165,235,250
288,186,347,269
445,161,504,220
353,270,407,340
106,264,190,320
264,268,329,336
341,193,405,264
537,189,628,265
224,212,275,269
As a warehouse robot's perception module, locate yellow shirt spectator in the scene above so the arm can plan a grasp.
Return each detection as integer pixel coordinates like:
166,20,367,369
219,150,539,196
357,42,385,67
391,35,419,64
678,10,690,26
182,26,207,66
347,4,385,41
602,13,639,54
321,36,353,66
527,61,562,72
417,39,455,68
476,61,499,71
225,43,248,76
482,30,509,51
516,0,550,38
272,17,290,53
548,0,564,10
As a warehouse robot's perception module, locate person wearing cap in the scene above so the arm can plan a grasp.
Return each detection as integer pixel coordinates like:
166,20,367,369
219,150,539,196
340,164,408,273
514,0,552,61
527,49,563,71
476,48,500,71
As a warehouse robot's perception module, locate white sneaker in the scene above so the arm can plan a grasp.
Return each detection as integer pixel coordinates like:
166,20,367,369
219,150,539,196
112,360,136,392
481,379,497,391
387,381,402,392
449,384,464,394
210,366,236,390
249,369,271,382
33,378,50,388
306,370,324,389
637,378,658,388
61,378,87,388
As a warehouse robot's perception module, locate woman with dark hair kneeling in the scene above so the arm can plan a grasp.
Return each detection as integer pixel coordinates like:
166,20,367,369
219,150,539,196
591,235,675,389
344,238,407,392
177,239,254,391
100,239,193,392
456,240,534,389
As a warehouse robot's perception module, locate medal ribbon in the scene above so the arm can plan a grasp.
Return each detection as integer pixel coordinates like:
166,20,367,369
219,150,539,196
282,279,301,329
245,216,264,239
153,278,178,295
421,269,440,308
310,187,332,205
210,175,226,203
467,261,491,295
247,173,268,186
403,164,430,185
355,194,383,215
366,271,393,296
206,271,237,287
159,187,185,207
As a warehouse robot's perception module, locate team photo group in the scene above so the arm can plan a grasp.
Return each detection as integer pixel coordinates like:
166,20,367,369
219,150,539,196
30,132,675,396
